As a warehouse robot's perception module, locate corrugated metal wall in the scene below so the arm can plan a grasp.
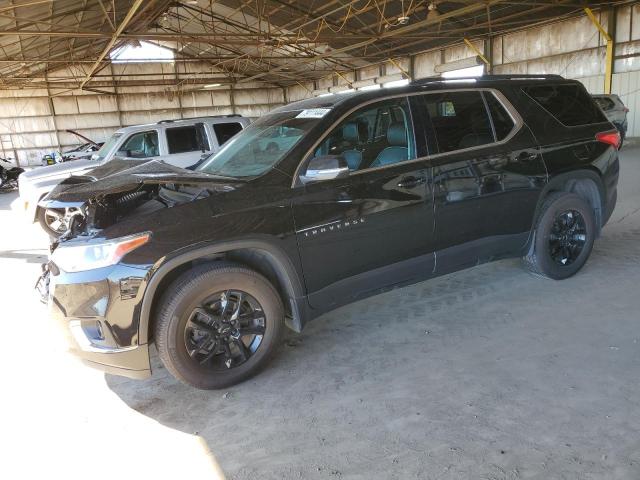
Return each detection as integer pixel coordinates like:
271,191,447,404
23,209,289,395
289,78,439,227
0,60,285,166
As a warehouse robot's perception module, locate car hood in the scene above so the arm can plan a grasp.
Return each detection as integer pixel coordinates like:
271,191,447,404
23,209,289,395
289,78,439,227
20,157,100,182
44,158,240,205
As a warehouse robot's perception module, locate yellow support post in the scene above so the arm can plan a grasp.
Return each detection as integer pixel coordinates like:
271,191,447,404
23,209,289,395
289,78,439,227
585,7,613,94
387,58,410,79
463,38,490,69
334,71,354,89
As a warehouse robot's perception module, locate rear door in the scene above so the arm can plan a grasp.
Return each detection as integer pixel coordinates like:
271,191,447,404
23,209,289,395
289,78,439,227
211,121,244,152
163,123,210,168
292,96,436,310
414,89,546,273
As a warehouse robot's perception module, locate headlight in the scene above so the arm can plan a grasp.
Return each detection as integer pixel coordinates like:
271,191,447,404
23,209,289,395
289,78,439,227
51,232,151,273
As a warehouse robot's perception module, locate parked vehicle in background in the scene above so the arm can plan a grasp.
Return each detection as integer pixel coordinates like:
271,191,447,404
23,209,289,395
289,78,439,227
0,157,24,190
41,131,103,165
592,94,628,147
37,75,619,389
61,142,104,162
41,152,62,166
19,115,250,237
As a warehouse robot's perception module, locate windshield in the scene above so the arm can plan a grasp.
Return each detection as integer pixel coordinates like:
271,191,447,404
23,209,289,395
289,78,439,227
196,110,323,178
93,133,123,161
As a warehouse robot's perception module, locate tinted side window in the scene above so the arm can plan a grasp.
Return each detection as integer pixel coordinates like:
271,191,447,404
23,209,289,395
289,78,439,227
485,92,515,141
213,122,243,146
418,91,493,154
311,97,415,171
166,126,207,154
120,131,159,158
593,97,615,111
523,84,607,126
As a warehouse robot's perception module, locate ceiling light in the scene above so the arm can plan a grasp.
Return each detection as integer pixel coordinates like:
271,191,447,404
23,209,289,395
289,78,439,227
203,83,221,88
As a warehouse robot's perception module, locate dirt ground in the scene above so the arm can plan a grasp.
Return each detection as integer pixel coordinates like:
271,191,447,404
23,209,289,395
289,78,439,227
2,145,640,480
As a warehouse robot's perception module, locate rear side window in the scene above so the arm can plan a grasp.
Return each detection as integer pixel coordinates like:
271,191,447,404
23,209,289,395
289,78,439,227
593,97,616,111
417,91,494,154
213,122,243,146
166,125,208,154
485,93,515,141
523,84,607,126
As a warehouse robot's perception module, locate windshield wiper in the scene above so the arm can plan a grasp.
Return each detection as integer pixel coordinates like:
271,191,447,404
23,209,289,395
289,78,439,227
197,171,248,181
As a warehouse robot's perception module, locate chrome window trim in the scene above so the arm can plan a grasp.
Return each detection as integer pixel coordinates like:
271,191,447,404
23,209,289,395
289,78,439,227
292,87,523,187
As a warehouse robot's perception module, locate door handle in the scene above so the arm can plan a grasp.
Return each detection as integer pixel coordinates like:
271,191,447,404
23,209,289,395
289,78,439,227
397,175,426,188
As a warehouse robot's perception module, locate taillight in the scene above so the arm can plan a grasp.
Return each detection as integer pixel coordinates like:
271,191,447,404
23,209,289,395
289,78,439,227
596,130,621,150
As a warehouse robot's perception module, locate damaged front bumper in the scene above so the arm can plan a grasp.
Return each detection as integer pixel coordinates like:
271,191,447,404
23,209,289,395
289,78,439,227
37,260,153,380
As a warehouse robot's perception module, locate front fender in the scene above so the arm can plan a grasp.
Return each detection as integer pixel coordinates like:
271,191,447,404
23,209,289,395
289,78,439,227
137,236,308,344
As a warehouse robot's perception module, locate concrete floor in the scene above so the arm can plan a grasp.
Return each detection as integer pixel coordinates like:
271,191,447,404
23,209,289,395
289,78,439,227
2,145,640,480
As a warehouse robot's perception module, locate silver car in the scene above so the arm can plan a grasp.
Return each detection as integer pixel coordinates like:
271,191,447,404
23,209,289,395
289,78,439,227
19,115,249,237
592,94,629,147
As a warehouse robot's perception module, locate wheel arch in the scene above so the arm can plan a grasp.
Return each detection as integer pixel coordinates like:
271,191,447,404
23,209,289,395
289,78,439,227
138,239,308,345
530,168,605,241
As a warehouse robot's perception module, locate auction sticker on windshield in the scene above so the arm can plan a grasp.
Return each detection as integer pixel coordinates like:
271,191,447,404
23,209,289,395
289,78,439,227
296,108,331,119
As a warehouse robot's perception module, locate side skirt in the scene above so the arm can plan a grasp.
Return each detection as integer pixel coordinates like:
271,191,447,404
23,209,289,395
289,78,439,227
306,232,529,320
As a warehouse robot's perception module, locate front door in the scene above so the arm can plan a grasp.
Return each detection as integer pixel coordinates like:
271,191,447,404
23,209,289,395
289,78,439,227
292,96,436,310
116,130,161,161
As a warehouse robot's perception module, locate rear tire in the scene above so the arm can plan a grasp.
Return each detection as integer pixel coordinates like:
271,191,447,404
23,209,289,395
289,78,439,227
155,262,284,389
524,192,596,280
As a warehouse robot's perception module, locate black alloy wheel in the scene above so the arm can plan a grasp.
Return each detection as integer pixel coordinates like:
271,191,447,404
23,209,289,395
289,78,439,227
524,192,596,280
184,290,266,370
156,263,284,389
548,210,587,266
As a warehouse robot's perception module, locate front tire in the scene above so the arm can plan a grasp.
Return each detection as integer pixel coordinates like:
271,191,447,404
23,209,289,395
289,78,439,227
37,207,67,238
155,262,284,389
524,192,596,280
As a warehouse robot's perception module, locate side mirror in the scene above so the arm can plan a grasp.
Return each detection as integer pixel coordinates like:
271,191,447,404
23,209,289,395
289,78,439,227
300,155,349,184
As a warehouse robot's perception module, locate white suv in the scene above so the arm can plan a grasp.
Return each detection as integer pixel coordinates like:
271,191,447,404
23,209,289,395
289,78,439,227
19,115,250,237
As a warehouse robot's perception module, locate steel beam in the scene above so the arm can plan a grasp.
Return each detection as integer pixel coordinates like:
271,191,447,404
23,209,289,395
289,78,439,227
79,0,145,90
237,0,508,84
464,38,490,67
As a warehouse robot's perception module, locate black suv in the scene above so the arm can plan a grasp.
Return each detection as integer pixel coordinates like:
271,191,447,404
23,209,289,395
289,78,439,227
39,75,620,389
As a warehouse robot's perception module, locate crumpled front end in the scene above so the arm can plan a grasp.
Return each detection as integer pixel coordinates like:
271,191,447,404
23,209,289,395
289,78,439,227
42,259,153,379
37,159,238,379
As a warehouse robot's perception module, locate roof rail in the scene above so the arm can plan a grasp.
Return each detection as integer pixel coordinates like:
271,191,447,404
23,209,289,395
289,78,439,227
410,74,565,85
155,114,243,125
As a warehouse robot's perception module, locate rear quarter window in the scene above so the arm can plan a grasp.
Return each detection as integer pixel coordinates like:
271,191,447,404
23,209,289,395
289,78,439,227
522,84,607,126
594,97,616,111
213,122,244,146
